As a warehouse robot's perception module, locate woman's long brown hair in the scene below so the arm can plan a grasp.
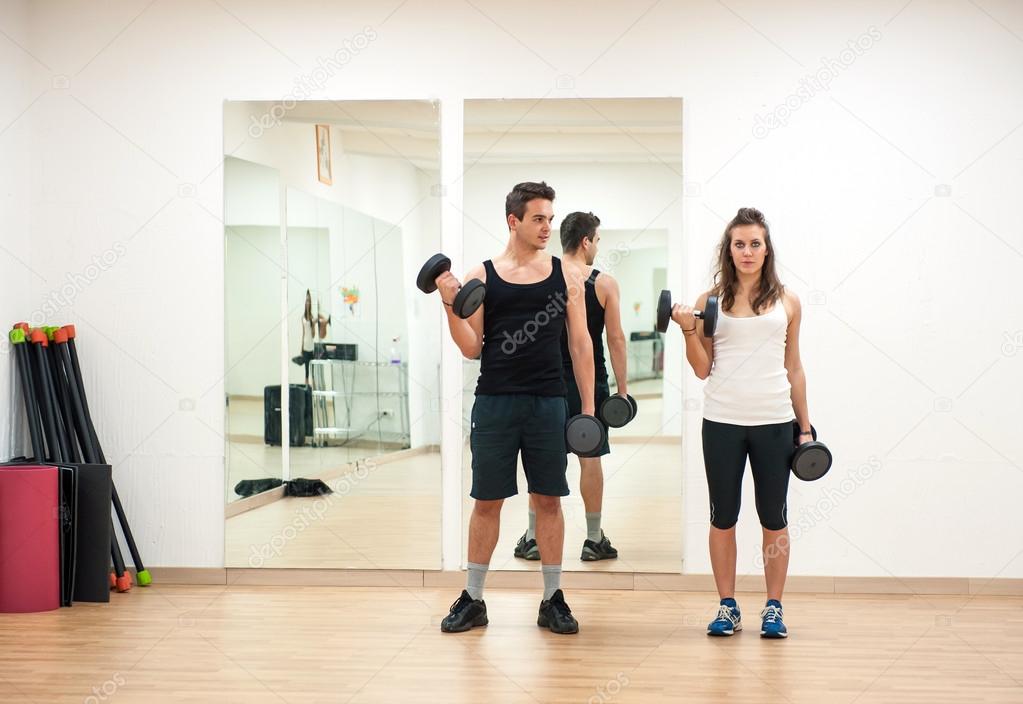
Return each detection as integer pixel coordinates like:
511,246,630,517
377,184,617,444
712,207,784,314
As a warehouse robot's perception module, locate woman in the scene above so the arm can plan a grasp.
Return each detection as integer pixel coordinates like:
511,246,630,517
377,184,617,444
298,290,316,385
672,207,812,639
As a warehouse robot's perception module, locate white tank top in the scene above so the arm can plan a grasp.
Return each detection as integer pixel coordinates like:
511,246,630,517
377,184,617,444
702,297,795,426
302,318,315,352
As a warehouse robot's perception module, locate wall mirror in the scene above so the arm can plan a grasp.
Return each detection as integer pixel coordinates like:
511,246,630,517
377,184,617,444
460,98,684,573
223,100,442,570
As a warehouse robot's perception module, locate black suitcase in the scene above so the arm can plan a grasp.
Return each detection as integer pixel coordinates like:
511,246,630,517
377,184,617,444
264,385,311,447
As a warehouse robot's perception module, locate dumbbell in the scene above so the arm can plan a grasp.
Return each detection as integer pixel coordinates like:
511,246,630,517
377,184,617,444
599,393,637,428
790,422,833,481
655,290,719,336
417,253,487,319
565,414,607,457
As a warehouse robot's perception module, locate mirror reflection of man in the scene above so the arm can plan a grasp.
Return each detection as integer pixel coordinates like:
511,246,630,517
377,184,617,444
435,182,595,635
514,211,629,563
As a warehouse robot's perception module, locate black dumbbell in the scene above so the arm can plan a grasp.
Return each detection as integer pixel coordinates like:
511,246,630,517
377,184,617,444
417,253,487,319
790,422,833,481
655,290,719,336
599,393,637,428
565,414,607,457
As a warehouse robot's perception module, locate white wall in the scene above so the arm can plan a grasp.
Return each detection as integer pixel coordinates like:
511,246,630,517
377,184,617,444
0,1,35,458
8,1,1022,577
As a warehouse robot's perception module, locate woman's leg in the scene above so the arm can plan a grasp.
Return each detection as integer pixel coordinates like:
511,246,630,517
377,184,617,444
761,527,789,602
748,422,794,603
709,526,738,599
702,419,749,599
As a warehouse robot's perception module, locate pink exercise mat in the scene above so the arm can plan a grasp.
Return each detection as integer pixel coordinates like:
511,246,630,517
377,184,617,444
0,464,60,613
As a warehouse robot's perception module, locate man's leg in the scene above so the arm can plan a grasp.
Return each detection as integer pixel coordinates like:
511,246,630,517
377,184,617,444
579,424,617,560
441,497,502,633
515,371,577,562
579,456,604,543
579,456,603,513
532,492,577,632
521,396,577,633
443,395,517,633
532,493,565,585
468,498,503,565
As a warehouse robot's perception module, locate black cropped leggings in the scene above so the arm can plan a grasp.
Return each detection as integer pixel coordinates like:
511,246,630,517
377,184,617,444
701,418,792,531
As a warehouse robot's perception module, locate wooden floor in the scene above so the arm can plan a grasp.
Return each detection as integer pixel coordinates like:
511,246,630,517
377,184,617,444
2,585,1021,703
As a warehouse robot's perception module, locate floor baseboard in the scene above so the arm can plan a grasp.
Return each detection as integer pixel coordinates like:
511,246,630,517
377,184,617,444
137,568,1023,595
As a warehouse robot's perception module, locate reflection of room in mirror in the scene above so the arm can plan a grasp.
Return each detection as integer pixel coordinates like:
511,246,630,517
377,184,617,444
285,189,413,453
224,156,285,501
222,100,442,570
460,98,683,573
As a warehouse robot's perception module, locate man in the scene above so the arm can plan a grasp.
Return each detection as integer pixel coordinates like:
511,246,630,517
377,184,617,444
514,211,629,562
434,182,595,635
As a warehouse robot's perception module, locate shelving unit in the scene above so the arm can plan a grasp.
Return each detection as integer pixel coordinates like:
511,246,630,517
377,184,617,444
309,359,410,447
627,335,663,382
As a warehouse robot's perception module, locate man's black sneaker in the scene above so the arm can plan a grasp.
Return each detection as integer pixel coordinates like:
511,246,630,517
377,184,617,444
580,532,619,561
514,532,540,560
537,589,579,634
440,590,488,633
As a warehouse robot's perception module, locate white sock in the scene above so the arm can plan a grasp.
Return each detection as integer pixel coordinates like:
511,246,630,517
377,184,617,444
466,562,488,600
542,564,561,600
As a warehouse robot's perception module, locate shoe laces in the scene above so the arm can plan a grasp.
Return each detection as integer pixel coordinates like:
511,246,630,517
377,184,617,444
449,592,473,613
715,605,737,623
761,605,782,624
550,595,573,617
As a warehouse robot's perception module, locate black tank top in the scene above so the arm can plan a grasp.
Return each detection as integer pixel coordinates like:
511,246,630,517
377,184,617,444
474,257,568,397
559,269,608,381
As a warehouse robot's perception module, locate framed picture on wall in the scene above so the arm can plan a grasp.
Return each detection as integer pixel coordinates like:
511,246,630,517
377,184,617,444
315,124,332,185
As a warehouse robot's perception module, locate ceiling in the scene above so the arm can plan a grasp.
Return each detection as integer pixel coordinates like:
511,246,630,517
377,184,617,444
269,97,682,169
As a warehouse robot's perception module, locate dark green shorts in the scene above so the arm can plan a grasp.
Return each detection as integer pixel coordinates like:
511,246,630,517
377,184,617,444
564,371,611,457
469,394,569,500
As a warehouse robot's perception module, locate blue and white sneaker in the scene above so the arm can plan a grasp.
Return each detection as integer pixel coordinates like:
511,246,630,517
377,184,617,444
760,600,788,638
707,601,742,636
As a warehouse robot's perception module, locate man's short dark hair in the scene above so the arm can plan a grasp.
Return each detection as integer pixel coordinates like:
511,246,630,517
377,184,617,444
560,211,601,253
505,181,556,221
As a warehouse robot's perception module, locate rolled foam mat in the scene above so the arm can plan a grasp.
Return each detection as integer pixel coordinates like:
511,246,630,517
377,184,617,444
0,464,60,613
